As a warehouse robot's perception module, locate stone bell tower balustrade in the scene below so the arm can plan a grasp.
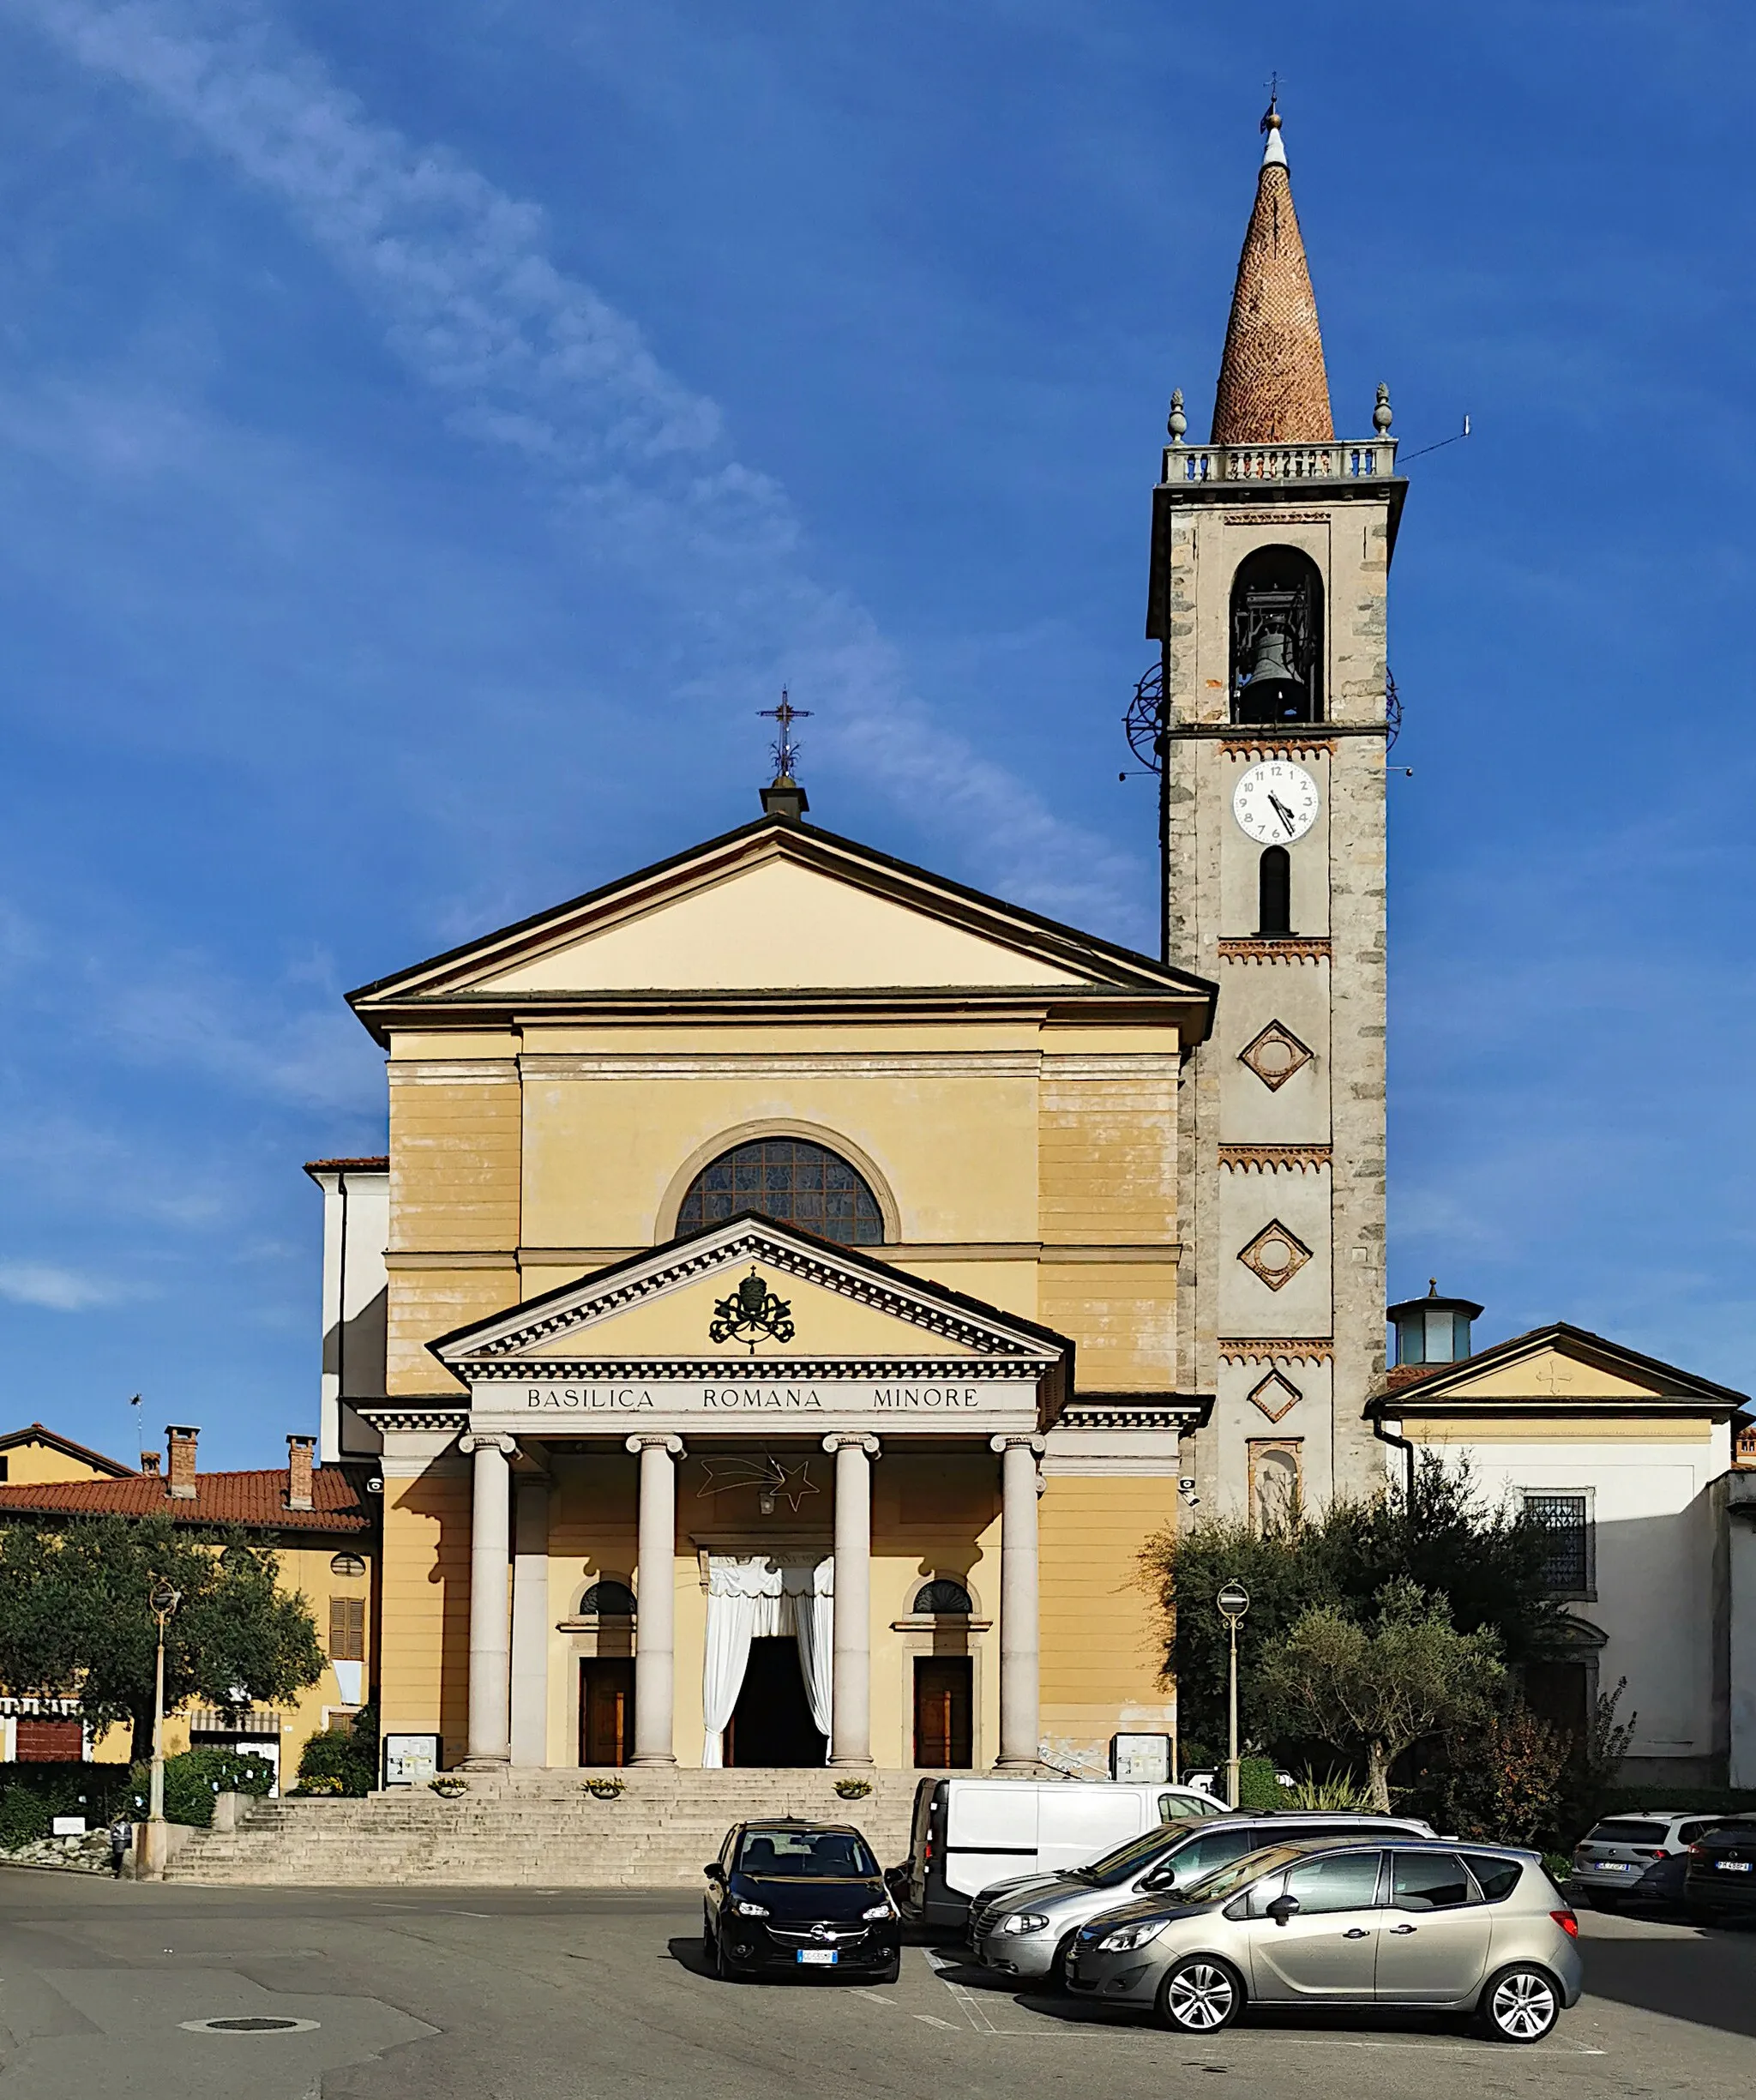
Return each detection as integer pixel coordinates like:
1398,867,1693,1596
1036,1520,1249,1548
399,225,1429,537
1160,436,1399,486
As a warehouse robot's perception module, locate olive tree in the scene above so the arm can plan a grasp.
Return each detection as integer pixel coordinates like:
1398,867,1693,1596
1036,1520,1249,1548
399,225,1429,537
1258,1579,1506,1810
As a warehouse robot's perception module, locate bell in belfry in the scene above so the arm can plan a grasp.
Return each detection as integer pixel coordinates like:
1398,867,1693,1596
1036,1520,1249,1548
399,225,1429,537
1243,622,1301,707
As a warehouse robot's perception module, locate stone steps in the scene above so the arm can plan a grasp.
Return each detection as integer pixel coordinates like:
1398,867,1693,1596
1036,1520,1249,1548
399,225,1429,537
164,1769,933,1886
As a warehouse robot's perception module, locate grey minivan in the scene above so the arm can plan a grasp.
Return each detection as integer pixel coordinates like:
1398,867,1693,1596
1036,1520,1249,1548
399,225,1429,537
1065,1836,1583,2043
968,1812,1434,1985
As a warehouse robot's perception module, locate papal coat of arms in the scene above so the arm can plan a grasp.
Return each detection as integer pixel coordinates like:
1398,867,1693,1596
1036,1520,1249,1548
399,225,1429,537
709,1267,796,1351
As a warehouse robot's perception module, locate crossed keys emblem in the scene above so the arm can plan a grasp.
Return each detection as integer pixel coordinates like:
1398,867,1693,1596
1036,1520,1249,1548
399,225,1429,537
709,1267,796,1351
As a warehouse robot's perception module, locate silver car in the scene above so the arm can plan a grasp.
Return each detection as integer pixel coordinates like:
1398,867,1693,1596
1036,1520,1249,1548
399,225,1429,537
968,1812,1434,1985
1064,1836,1583,2043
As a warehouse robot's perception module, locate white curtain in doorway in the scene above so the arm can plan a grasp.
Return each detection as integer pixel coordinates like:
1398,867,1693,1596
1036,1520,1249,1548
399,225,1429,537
791,1558,834,1752
700,1555,834,1766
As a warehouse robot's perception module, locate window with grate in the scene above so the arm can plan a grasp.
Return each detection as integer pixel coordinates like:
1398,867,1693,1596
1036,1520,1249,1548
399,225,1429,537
677,1138,884,1245
328,1595,366,1661
580,1580,638,1617
1523,1492,1591,1594
912,1579,973,1616
330,1551,366,1578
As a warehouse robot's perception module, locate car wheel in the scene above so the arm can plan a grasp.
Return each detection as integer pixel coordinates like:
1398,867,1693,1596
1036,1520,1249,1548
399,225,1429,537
1048,1932,1078,1990
714,1930,740,1983
875,1954,901,1985
1155,1956,1244,2035
1686,1903,1724,1929
702,1909,715,1959
1480,1965,1561,2044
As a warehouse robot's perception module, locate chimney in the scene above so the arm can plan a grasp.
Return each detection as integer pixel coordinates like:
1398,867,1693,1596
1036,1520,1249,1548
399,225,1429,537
139,1451,161,1477
286,1434,316,1512
165,1425,199,1500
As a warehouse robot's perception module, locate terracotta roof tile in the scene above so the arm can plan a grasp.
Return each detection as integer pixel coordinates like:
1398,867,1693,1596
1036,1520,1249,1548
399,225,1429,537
1212,116,1334,445
0,1465,374,1533
1382,1363,1447,1392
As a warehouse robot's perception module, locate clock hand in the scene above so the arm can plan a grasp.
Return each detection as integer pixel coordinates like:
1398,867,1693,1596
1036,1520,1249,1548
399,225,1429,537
1268,792,1296,836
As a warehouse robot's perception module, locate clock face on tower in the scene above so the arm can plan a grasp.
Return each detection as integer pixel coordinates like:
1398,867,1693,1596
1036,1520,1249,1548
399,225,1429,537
1232,761,1320,845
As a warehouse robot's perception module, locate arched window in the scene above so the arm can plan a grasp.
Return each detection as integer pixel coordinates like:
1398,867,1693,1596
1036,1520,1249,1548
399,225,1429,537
1230,546,1324,725
1258,845,1292,936
677,1137,884,1245
912,1578,973,1616
579,1580,637,1617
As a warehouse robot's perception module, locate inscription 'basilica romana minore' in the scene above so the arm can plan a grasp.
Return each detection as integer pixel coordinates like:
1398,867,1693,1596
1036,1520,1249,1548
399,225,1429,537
484,1378,1031,1423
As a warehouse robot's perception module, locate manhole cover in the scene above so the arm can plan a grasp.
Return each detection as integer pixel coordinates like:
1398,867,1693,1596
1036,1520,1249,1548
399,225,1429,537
179,2016,320,2034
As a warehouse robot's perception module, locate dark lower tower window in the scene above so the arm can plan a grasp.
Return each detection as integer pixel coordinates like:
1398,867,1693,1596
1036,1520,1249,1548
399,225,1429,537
1259,845,1292,935
677,1137,884,1245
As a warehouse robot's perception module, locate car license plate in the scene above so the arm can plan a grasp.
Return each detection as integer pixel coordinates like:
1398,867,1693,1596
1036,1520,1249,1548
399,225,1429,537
797,1948,839,1965
1601,1862,1638,1873
1717,1861,1753,1874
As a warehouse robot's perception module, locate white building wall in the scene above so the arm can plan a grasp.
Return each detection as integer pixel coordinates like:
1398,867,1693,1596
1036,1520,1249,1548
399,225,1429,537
1435,1431,1729,1767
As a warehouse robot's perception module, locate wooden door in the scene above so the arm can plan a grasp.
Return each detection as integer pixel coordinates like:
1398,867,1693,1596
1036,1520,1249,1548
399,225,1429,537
579,1659,634,1767
913,1658,972,1768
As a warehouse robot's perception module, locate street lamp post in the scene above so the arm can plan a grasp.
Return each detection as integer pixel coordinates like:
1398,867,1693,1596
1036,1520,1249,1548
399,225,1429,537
1216,1581,1250,1808
142,1581,181,1879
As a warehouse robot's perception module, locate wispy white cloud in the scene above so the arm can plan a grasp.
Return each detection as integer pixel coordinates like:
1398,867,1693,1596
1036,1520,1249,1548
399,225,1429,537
0,1260,125,1309
5,0,1145,927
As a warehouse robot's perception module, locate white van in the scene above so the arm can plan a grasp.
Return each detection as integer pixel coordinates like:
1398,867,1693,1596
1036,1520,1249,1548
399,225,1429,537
900,1776,1223,1929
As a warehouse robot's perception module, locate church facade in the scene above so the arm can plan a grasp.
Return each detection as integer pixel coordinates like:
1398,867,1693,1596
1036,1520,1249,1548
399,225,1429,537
317,111,1406,1775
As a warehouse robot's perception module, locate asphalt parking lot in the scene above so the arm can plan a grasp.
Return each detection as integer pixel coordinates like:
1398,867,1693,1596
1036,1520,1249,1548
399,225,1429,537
1,1871,1753,2100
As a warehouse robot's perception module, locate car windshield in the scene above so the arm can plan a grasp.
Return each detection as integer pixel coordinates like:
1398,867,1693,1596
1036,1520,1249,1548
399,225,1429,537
737,1828,878,1879
1180,1843,1305,1903
1073,1820,1203,1888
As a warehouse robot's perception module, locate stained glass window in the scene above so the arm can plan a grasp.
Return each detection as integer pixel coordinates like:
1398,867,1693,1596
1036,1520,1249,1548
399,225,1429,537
677,1138,885,1246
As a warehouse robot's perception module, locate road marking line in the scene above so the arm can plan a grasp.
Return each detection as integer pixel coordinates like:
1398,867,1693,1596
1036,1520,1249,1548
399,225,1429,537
914,2013,960,2030
852,1989,899,2007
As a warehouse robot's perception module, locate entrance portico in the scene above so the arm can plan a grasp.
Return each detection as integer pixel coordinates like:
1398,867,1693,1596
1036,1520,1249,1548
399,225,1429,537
425,1215,1068,1772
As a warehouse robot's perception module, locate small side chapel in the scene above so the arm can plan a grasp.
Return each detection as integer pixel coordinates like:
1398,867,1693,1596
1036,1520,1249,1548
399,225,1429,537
313,105,1410,1774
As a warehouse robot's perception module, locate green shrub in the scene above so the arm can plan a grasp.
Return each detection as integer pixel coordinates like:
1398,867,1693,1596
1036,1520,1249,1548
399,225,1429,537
294,1710,376,1798
1282,1765,1375,1810
127,1748,278,1828
0,1787,52,1848
1236,1755,1286,1809
1178,1740,1217,1778
0,1762,136,1847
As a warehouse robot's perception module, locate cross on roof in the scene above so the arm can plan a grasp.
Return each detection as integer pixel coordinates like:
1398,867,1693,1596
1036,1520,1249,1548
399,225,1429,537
759,688,811,782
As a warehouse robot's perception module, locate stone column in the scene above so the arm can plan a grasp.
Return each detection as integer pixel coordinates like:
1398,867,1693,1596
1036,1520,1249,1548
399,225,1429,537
627,1435,683,1766
991,1435,1045,1770
460,1432,516,1767
824,1434,880,1766
509,1466,551,1767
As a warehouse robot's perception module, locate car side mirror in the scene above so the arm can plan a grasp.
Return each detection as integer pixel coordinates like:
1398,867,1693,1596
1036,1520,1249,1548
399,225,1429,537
1140,1864,1177,1892
1266,1893,1300,1928
704,1862,725,1882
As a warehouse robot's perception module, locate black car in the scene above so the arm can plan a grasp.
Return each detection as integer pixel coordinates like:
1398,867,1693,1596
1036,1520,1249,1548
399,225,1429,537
1683,1815,1756,1925
703,1820,902,1982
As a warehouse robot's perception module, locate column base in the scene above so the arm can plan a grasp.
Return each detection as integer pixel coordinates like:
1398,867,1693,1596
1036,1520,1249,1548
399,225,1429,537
992,1756,1043,1772
828,1754,875,1768
460,1754,510,1771
628,1754,677,1767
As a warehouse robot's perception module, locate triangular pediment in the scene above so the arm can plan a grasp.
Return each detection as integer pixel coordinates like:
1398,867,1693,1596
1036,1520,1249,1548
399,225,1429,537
349,816,1214,1026
430,1214,1068,1371
1379,1323,1747,1418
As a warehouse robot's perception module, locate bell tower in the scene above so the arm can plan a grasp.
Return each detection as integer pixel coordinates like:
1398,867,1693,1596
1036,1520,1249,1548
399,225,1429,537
1144,105,1406,1514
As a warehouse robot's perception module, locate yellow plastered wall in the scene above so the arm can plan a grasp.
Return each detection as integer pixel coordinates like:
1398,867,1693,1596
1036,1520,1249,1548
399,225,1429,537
0,1435,127,1484
1038,1475,1176,1762
387,1058,522,1395
380,1473,471,1760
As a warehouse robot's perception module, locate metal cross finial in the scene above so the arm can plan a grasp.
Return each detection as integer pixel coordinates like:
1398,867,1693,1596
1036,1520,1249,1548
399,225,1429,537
759,687,811,781
1261,72,1282,130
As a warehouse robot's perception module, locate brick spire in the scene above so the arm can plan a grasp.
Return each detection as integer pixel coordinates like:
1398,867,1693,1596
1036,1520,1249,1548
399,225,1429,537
1211,105,1334,444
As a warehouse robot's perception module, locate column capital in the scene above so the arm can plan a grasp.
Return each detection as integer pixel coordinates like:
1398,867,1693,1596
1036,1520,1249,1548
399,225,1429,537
822,1433,881,1458
989,1434,1046,1457
625,1434,684,1457
460,1431,517,1457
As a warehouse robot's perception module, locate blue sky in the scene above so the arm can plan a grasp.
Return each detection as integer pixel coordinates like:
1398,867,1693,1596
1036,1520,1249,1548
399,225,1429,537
2,1,1753,1469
